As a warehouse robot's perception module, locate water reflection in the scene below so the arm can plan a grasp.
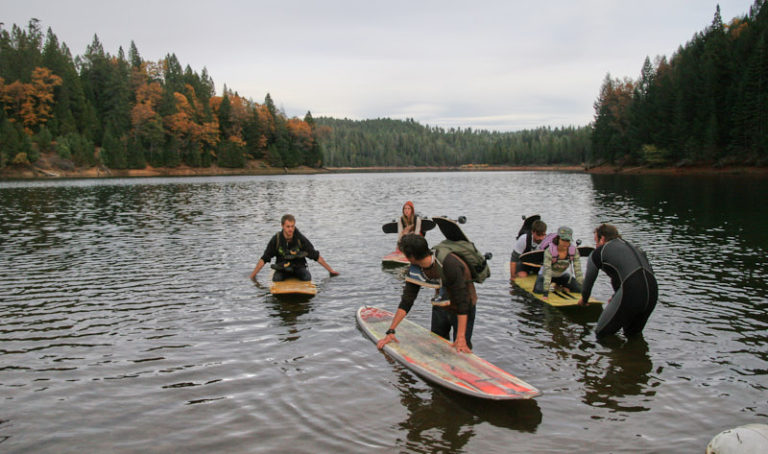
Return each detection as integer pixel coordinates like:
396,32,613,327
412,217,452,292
509,287,601,348
580,337,655,413
388,359,542,452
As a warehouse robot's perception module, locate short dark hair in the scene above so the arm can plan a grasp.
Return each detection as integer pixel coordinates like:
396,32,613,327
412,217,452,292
398,233,431,260
281,214,296,225
595,223,620,241
531,220,547,235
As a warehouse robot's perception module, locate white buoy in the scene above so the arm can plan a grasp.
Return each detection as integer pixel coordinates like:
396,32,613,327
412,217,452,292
706,424,768,454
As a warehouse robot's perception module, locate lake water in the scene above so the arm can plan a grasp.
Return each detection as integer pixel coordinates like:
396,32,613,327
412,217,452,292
1,171,766,453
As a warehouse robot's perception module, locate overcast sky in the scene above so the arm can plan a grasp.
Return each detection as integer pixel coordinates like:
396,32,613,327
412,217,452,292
2,0,757,131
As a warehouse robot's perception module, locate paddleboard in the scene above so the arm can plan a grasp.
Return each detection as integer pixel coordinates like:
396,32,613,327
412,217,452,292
382,250,409,266
356,306,540,400
270,277,317,296
512,275,603,307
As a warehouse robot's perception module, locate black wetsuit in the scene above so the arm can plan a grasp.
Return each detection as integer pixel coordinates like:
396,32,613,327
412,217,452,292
581,239,658,338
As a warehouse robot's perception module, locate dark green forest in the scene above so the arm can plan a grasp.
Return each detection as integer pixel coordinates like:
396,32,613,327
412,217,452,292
1,1,766,172
315,117,591,167
592,1,768,167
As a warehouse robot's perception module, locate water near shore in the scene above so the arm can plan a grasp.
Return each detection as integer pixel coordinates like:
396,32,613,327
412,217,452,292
1,171,766,453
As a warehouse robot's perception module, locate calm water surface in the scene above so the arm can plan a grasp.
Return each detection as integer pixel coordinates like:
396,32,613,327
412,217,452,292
1,171,766,453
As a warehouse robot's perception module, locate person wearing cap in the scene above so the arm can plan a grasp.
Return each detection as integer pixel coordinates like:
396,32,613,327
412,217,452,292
577,224,658,338
249,214,339,282
533,226,583,299
397,201,424,242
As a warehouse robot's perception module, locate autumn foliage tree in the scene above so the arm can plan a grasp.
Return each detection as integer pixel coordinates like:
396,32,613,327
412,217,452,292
0,19,324,170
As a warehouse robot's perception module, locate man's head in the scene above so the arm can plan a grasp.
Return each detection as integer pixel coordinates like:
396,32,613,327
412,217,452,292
398,233,432,266
594,224,620,246
281,214,296,239
531,220,547,242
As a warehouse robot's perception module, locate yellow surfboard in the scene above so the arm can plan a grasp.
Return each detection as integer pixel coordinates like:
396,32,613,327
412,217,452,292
269,277,317,296
512,275,603,307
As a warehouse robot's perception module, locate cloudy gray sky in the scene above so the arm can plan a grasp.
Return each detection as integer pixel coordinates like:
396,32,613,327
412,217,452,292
2,0,757,131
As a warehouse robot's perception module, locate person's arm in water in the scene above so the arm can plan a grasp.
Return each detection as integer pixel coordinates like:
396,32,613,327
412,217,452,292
317,256,339,276
577,251,601,306
250,259,266,280
250,235,277,281
299,232,339,276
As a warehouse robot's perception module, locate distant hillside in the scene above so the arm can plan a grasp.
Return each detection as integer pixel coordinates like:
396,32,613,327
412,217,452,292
314,117,591,167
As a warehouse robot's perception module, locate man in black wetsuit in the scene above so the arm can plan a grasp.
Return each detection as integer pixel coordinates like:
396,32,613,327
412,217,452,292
377,233,476,353
578,224,658,338
249,214,339,281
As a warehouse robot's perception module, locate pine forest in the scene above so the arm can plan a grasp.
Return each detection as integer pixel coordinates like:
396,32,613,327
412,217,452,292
0,1,766,173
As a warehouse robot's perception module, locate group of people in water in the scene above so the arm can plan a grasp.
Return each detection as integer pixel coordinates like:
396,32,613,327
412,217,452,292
250,202,658,353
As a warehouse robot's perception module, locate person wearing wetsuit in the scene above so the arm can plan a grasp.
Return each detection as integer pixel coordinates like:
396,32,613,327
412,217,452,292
578,224,658,338
377,233,477,353
249,214,339,281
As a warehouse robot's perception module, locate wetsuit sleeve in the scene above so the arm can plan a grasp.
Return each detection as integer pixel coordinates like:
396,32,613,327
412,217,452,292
261,235,278,263
298,232,320,261
541,249,553,297
443,254,471,315
580,246,603,301
398,281,421,313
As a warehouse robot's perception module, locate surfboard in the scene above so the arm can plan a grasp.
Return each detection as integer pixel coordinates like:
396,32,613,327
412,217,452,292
382,250,409,266
519,246,595,268
512,275,603,307
356,306,540,400
269,277,317,296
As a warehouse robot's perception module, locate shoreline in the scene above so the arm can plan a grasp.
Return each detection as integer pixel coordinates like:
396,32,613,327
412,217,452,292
1,154,765,181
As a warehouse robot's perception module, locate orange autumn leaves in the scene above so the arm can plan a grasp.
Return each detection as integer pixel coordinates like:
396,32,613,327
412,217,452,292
0,67,62,134
164,85,219,147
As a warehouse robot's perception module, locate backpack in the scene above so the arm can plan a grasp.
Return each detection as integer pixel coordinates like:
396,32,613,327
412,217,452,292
433,240,491,284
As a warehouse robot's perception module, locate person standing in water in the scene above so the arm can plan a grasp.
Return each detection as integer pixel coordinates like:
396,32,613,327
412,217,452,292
578,224,658,338
377,233,477,353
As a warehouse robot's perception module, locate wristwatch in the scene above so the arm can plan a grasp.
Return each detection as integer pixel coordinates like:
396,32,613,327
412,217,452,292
385,329,396,335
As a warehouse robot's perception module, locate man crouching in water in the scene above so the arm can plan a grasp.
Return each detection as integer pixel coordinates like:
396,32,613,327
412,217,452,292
250,214,339,281
578,224,658,338
377,233,477,353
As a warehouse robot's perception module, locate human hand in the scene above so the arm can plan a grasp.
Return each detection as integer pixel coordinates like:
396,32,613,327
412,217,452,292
452,337,472,354
377,334,397,349
577,298,587,306
329,270,340,277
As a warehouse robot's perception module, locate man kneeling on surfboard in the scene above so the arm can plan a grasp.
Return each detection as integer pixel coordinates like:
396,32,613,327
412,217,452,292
249,214,339,281
377,233,477,353
577,224,658,338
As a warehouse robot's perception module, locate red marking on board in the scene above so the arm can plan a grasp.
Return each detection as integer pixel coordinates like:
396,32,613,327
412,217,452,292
464,357,535,393
441,364,511,396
